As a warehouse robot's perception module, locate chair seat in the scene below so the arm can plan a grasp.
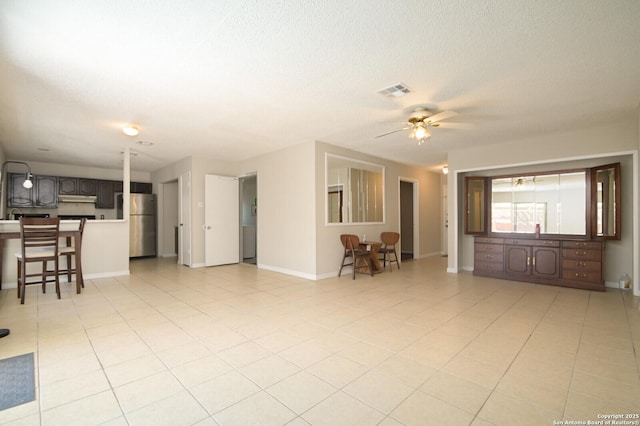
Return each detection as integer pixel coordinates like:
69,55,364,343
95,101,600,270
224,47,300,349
15,248,57,259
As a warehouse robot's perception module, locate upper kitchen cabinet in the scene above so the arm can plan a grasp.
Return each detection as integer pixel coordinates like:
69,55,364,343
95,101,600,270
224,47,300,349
96,180,116,209
8,173,58,208
131,182,152,194
59,177,97,195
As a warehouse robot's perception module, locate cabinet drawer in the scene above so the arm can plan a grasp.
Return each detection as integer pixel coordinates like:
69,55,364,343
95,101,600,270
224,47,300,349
475,237,504,244
530,240,560,248
562,259,601,272
504,239,558,247
475,252,503,263
562,270,602,283
474,243,504,254
474,260,504,272
562,249,601,261
563,241,602,250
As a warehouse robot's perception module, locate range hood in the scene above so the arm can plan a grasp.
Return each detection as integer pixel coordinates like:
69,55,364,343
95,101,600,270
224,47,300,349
58,194,97,203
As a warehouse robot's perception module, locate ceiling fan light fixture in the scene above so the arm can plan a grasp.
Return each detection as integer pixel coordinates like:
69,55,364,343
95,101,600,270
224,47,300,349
410,124,431,145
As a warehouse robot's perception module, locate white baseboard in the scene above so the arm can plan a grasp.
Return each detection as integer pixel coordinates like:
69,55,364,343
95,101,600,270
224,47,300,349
258,263,319,281
2,269,130,289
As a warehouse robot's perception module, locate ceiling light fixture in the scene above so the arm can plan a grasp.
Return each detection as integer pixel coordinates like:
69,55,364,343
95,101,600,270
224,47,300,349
408,123,431,145
122,125,139,136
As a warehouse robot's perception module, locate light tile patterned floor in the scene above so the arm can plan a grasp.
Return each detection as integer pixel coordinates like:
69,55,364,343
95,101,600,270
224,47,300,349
0,256,639,425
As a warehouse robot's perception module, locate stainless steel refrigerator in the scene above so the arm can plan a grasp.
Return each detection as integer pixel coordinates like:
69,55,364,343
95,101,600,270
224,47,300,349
118,193,157,257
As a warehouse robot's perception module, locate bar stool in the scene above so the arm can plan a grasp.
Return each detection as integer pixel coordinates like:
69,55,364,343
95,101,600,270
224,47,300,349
15,217,61,304
58,218,86,288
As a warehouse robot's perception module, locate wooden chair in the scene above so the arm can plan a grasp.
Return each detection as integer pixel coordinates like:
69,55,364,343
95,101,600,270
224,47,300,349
338,234,373,279
378,232,400,271
58,218,86,288
15,217,61,304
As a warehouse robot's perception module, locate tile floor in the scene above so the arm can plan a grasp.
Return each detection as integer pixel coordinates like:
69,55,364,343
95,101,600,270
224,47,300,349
0,256,639,426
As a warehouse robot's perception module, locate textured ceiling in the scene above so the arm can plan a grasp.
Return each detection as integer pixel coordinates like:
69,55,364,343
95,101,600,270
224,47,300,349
0,0,639,173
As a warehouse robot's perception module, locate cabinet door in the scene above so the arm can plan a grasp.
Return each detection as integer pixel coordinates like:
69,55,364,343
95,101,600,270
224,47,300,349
78,178,97,195
532,247,560,278
7,173,33,207
96,180,115,209
505,245,530,274
34,175,58,207
465,177,486,234
59,177,78,194
131,182,152,194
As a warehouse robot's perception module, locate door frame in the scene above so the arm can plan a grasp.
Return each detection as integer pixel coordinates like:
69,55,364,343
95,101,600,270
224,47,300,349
178,171,191,266
399,177,419,260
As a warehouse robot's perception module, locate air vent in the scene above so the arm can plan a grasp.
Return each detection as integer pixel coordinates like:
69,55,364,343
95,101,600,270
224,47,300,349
377,83,411,98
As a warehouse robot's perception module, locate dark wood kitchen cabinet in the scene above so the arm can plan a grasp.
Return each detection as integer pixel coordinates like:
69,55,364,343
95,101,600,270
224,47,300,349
58,177,96,195
95,180,116,209
7,173,32,207
8,173,58,208
34,175,58,207
130,182,152,194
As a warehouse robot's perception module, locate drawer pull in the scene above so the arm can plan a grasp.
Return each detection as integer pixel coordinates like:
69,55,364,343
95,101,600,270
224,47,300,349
575,251,588,256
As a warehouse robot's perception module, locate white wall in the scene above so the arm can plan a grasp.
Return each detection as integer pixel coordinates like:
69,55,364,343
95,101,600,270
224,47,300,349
238,143,317,278
447,119,639,295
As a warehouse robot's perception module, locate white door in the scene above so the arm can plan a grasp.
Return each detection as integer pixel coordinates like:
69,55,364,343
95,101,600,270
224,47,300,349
205,174,239,266
178,171,192,266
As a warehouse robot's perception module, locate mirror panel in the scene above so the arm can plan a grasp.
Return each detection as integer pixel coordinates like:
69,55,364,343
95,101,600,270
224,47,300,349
593,163,620,239
490,171,586,235
465,177,486,234
326,154,384,224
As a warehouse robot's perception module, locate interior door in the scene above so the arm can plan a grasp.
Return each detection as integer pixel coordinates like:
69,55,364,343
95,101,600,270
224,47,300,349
178,171,191,266
205,174,239,266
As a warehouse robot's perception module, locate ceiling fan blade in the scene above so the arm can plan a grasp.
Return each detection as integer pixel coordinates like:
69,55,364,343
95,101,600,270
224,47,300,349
375,127,411,138
375,127,410,138
436,122,474,129
425,110,458,124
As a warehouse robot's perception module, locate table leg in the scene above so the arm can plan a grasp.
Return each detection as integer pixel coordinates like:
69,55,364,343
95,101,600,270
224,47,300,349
75,232,83,293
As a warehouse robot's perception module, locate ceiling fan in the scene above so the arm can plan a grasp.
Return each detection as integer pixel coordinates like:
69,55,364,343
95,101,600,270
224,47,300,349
375,107,458,145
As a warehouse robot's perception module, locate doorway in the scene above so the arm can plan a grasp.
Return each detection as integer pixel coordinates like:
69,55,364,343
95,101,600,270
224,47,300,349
240,175,257,265
400,179,418,261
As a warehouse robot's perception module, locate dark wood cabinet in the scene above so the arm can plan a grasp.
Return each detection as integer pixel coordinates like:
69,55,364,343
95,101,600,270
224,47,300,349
95,180,116,209
59,177,78,195
504,239,560,280
78,179,96,195
7,173,33,207
131,182,152,194
34,175,58,207
58,177,96,195
474,235,604,291
8,173,57,208
9,173,151,210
